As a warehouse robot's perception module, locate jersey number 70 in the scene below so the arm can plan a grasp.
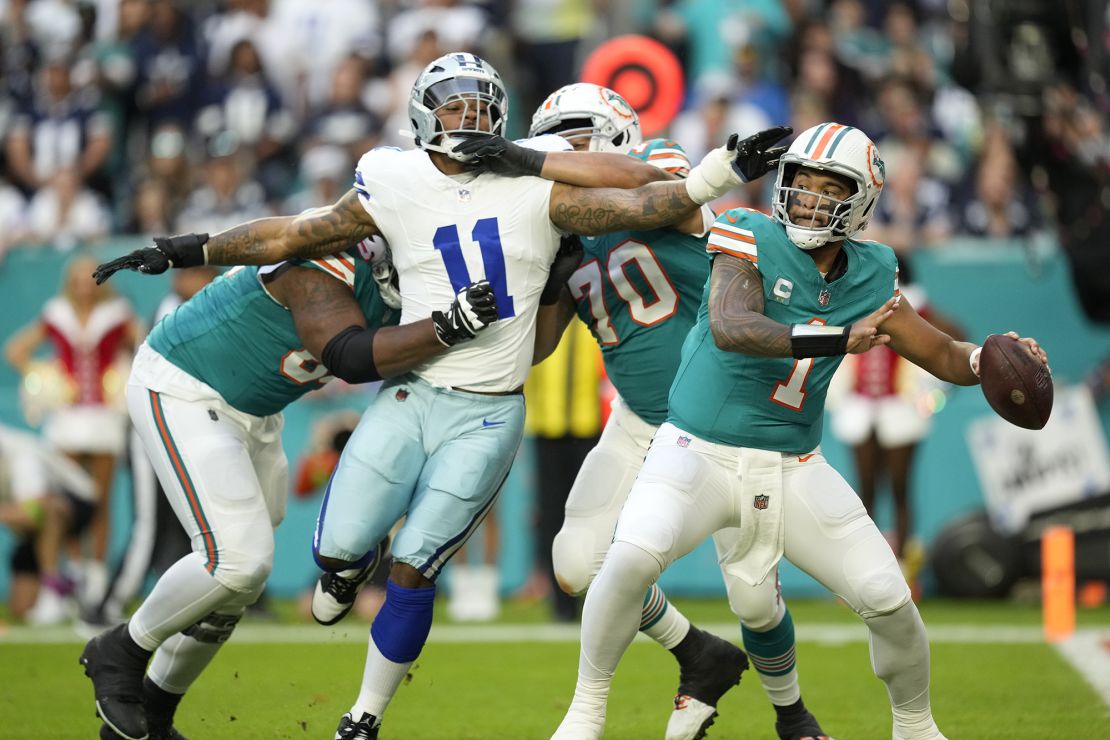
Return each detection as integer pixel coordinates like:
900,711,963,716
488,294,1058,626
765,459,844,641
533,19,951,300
568,239,678,345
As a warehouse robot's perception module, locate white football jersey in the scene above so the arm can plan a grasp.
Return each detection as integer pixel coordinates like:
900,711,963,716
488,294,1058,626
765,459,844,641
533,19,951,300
354,144,565,391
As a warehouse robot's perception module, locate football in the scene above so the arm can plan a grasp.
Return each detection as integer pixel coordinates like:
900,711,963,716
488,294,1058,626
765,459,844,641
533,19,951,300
978,334,1053,429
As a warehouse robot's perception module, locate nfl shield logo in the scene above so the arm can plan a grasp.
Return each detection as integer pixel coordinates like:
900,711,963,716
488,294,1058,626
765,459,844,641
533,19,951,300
677,436,691,448
458,188,471,203
818,288,831,307
753,494,770,510
395,388,410,402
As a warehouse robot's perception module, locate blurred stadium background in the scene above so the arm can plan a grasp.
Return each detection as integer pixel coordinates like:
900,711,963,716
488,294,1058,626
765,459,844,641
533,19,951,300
0,0,1109,736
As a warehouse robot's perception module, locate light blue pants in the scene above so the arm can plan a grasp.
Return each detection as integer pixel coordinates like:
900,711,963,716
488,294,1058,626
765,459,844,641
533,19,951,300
313,374,525,580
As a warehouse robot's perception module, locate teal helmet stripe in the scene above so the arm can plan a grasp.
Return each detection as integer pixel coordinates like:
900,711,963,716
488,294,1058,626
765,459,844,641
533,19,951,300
803,123,831,156
824,126,856,158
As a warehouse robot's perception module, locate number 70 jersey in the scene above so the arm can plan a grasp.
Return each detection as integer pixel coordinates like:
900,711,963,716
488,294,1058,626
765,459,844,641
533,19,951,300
354,146,562,391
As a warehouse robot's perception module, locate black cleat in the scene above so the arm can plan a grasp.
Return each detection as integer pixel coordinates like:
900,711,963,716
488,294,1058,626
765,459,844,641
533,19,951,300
666,629,750,740
80,624,151,740
335,712,380,739
776,707,832,740
312,540,387,626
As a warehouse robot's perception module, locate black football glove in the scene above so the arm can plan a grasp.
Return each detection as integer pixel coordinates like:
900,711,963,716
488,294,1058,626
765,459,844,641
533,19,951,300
431,279,499,347
540,235,584,305
451,133,547,178
92,233,209,285
728,125,793,183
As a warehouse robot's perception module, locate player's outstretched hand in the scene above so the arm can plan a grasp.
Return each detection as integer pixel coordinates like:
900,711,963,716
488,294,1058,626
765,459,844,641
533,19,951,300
432,280,499,347
540,235,583,305
685,126,793,204
846,296,899,354
729,125,793,183
92,232,209,284
451,133,547,177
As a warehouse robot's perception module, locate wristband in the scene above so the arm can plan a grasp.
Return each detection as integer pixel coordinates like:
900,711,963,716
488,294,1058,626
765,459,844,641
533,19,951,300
969,346,982,377
790,323,851,358
154,232,209,268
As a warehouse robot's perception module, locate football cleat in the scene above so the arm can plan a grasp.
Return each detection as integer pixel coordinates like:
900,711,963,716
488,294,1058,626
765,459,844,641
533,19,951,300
335,712,380,739
666,631,749,740
101,723,187,740
312,540,386,626
550,708,606,740
775,707,832,740
79,624,150,740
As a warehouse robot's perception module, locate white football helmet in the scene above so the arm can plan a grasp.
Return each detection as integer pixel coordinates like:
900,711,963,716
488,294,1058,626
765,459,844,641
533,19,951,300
772,123,885,250
409,52,508,162
529,83,642,153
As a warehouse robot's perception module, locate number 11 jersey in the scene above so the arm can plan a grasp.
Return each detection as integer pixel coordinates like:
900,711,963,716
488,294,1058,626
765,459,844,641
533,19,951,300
354,146,563,392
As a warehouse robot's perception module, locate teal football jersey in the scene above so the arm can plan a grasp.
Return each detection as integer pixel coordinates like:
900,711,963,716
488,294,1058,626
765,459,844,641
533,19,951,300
148,249,397,417
668,209,899,453
571,226,710,425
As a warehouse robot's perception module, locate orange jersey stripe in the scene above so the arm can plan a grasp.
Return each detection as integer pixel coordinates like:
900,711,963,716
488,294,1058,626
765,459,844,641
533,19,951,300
708,244,757,262
710,227,756,244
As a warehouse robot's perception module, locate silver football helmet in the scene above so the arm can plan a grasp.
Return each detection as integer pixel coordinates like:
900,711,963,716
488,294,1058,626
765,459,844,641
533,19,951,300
409,52,508,162
772,123,886,250
529,83,642,153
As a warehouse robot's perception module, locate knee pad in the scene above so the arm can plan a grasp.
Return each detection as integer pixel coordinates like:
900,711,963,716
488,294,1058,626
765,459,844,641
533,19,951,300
370,581,436,663
552,527,601,596
213,550,273,594
182,610,243,644
843,535,911,617
724,576,784,631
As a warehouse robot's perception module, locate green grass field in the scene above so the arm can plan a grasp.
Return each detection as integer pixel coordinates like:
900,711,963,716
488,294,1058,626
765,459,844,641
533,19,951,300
2,598,1109,739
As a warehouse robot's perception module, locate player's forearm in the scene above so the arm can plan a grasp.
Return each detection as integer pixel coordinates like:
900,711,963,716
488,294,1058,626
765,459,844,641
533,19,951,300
372,320,448,378
540,152,668,189
205,215,343,265
553,181,697,235
929,340,981,386
533,292,575,365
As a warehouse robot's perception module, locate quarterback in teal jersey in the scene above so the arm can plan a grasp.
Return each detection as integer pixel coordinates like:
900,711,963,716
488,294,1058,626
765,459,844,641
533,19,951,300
556,123,1049,740
81,240,499,740
532,84,827,740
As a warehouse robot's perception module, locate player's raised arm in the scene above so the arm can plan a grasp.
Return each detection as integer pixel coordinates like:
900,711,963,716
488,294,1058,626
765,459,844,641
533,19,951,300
882,296,1046,386
547,127,792,236
707,254,898,358
270,266,499,383
92,190,379,284
452,133,669,189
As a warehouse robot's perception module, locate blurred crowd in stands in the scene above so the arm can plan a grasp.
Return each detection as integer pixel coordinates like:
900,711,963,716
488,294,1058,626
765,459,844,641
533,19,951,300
0,0,1104,263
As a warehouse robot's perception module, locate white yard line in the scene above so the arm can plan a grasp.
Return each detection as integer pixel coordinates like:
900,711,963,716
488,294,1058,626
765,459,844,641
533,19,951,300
1053,631,1110,705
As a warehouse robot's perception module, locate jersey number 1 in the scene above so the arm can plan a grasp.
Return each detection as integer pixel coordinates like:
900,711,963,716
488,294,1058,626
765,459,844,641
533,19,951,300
433,218,516,319
770,318,825,411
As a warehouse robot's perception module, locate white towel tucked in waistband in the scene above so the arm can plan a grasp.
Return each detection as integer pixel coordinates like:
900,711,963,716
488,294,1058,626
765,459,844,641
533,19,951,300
720,447,785,586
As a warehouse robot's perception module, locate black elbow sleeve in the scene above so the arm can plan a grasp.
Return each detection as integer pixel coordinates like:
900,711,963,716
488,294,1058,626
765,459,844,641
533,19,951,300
321,325,381,384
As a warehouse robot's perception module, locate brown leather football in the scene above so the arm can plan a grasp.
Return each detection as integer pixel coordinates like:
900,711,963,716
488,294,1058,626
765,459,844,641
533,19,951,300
978,334,1053,429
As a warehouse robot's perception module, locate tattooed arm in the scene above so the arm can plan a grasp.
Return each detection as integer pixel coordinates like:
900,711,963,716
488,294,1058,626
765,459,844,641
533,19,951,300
707,254,793,356
708,254,901,357
548,180,700,235
269,266,446,381
206,189,379,265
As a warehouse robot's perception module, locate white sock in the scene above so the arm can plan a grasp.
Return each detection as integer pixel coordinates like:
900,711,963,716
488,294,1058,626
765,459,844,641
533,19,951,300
351,633,413,720
640,583,690,650
128,552,236,651
572,542,663,714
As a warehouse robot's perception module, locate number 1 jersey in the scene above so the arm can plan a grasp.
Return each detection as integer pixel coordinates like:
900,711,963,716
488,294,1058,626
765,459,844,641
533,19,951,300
667,209,899,454
354,146,562,392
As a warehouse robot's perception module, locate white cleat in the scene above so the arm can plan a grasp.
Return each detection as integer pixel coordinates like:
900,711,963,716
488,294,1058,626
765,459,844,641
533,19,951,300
666,694,718,740
551,709,606,740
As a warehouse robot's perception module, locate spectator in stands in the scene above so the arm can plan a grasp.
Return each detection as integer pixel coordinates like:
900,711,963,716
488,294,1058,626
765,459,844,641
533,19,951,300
174,130,271,236
303,54,382,170
26,166,111,251
864,148,951,252
132,0,206,131
5,51,112,194
0,176,29,263
129,176,173,236
283,144,351,214
874,75,962,185
4,254,141,618
144,122,193,219
955,124,1041,238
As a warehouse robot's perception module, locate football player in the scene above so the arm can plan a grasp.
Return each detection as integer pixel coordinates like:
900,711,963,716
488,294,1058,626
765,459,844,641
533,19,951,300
529,83,828,740
92,52,779,739
80,239,499,740
551,123,1048,740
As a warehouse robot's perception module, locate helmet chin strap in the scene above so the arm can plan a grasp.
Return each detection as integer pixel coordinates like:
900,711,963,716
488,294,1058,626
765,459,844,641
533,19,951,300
401,129,479,163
